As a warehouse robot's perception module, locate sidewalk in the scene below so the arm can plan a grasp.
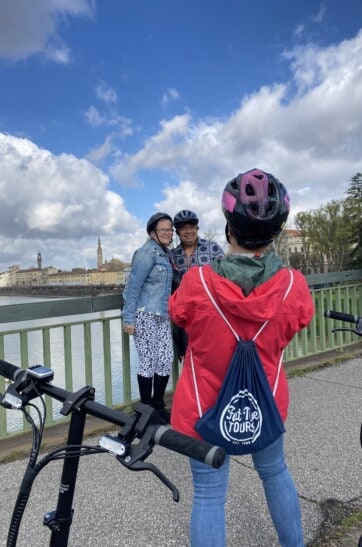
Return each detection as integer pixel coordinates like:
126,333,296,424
0,352,361,546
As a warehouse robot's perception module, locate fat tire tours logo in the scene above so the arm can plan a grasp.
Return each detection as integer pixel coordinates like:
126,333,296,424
220,389,262,446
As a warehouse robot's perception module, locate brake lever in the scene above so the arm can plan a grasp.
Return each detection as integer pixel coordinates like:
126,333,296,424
332,327,362,336
99,432,180,501
119,458,179,501
114,405,180,501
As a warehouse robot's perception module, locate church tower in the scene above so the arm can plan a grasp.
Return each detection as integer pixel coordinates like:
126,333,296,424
37,252,42,269
97,238,103,269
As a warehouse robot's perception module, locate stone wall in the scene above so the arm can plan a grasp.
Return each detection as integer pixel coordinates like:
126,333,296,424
0,285,124,297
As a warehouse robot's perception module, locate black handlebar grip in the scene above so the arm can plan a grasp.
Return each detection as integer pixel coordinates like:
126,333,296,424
0,359,23,381
324,310,359,324
153,426,225,469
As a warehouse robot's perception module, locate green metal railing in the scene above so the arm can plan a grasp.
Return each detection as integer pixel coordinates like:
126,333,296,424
284,282,361,360
0,280,361,439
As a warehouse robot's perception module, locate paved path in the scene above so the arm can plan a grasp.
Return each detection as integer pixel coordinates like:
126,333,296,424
0,356,361,546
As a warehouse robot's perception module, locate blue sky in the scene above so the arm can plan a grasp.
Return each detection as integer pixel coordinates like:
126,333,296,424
0,0,361,271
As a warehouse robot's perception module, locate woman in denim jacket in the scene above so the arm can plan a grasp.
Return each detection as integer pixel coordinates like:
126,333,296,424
122,212,174,423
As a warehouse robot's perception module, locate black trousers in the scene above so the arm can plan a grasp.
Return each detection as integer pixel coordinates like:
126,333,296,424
172,323,188,361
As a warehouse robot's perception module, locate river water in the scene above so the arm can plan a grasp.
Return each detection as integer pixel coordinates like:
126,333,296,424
0,295,139,432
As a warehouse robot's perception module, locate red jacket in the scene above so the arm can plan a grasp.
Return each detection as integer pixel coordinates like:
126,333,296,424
169,265,314,439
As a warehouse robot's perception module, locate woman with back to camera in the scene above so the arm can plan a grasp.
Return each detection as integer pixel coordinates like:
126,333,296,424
169,169,314,546
122,212,174,424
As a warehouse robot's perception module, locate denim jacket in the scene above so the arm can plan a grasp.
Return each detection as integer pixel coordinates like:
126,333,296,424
122,238,173,326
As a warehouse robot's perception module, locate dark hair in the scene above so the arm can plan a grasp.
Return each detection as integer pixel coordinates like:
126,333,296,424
225,223,269,250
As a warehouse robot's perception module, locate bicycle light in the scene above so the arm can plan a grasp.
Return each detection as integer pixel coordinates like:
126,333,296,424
3,392,23,409
99,435,128,456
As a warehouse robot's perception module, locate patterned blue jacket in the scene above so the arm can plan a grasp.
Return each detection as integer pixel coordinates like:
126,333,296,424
170,238,225,275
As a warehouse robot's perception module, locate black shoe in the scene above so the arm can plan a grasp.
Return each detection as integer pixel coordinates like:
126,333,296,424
152,402,171,424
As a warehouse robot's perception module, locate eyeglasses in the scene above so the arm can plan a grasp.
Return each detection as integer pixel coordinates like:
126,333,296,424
156,229,174,234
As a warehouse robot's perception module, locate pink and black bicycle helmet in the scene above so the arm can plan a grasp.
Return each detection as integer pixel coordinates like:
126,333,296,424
222,168,290,248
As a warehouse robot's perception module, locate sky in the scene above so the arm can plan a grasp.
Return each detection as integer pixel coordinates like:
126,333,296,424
0,0,361,272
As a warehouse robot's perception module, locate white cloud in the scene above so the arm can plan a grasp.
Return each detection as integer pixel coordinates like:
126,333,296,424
1,29,362,269
86,135,114,164
83,105,133,136
111,30,362,238
110,113,192,185
0,0,94,62
83,106,105,126
45,43,72,64
0,132,140,270
293,24,305,39
283,32,362,95
83,80,133,137
96,80,118,103
161,87,181,105
155,179,227,248
311,3,327,24
293,2,327,39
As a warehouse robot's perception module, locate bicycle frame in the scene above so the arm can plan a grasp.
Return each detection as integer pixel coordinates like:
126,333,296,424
44,408,87,545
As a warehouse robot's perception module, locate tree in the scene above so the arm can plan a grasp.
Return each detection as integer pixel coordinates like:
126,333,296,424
294,212,315,273
203,229,218,241
344,173,362,269
278,173,361,272
311,201,349,272
273,229,290,266
288,251,304,271
295,201,349,272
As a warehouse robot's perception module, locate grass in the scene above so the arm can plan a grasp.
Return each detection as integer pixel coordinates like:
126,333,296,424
341,511,362,529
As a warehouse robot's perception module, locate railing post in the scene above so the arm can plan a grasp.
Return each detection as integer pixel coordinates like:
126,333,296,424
83,323,93,386
42,327,54,426
0,335,6,437
103,320,112,406
20,331,30,431
63,325,73,392
121,320,132,406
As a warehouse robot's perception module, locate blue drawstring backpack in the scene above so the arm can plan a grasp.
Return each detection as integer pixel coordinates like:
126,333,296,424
192,267,293,456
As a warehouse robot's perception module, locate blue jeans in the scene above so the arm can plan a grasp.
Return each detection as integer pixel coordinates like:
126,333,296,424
189,435,304,547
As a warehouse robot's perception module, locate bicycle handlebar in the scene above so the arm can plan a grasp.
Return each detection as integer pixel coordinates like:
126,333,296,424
0,359,21,381
324,309,361,337
153,426,223,468
324,310,359,324
0,358,225,469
